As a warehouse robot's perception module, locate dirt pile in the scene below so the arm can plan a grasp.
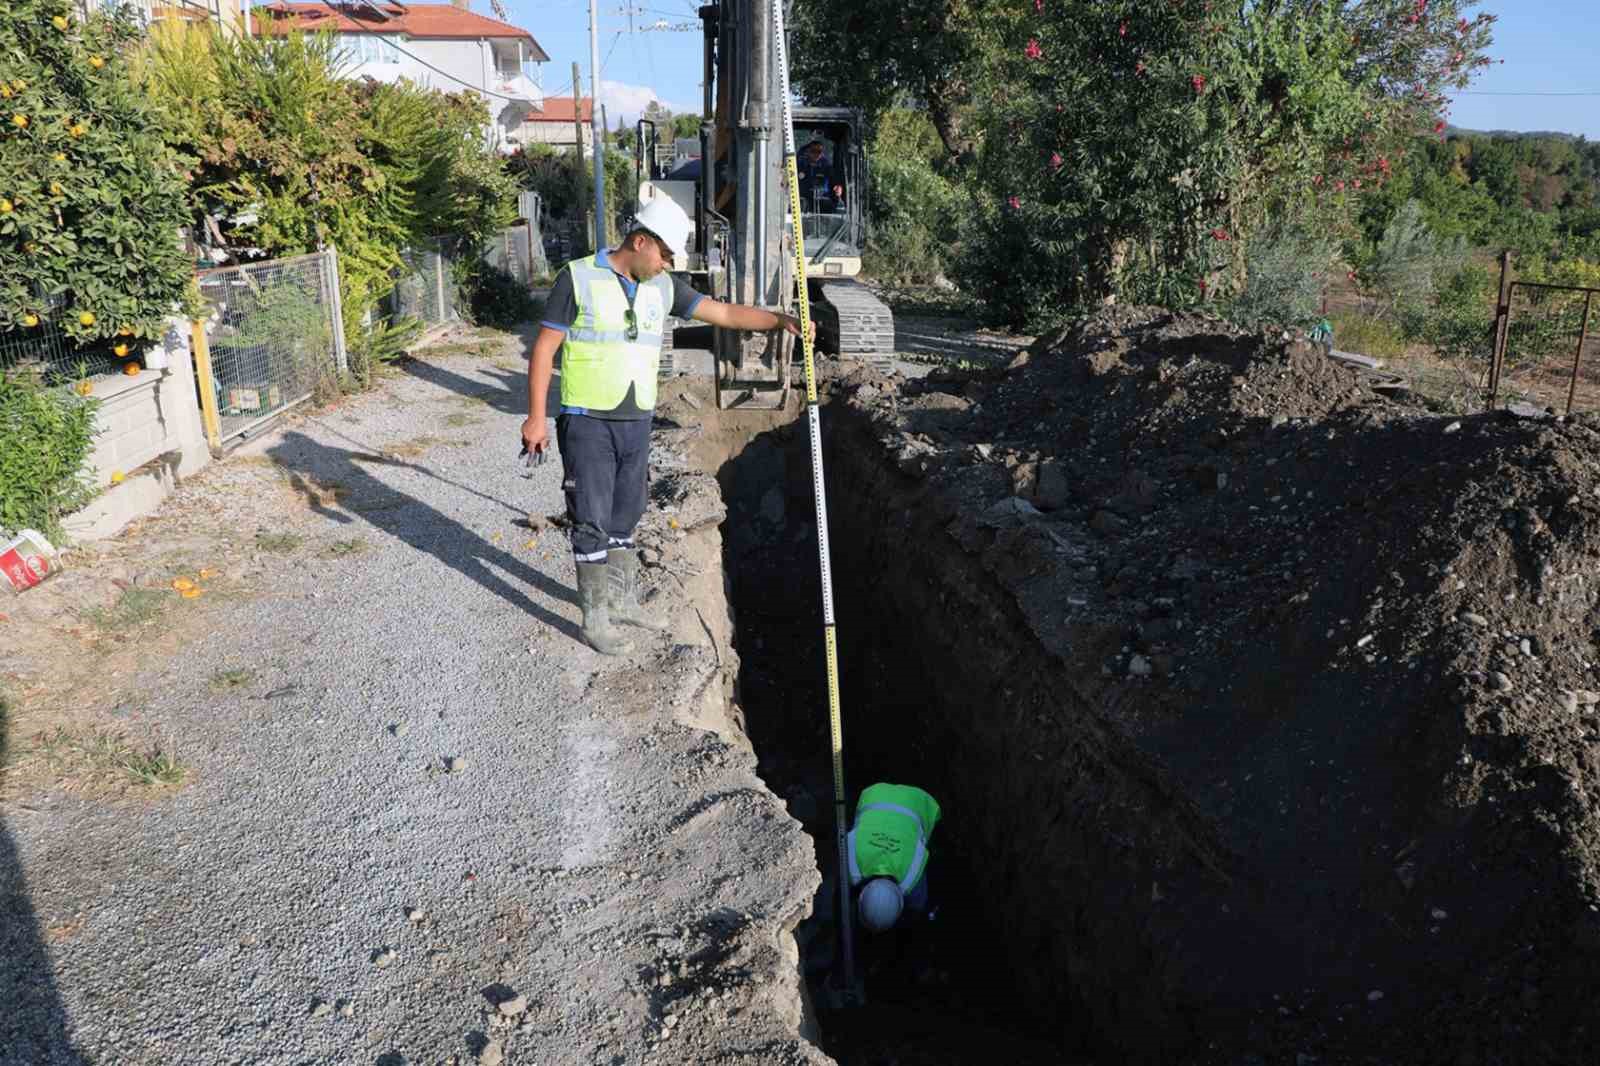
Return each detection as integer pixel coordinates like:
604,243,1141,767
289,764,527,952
821,306,1600,1063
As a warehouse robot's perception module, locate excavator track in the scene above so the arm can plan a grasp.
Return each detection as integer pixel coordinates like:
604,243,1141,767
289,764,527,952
813,279,896,372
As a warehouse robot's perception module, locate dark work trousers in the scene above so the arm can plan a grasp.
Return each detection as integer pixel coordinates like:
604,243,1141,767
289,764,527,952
556,413,652,562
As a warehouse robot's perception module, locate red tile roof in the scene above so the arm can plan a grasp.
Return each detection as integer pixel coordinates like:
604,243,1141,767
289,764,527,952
525,97,594,124
253,3,549,59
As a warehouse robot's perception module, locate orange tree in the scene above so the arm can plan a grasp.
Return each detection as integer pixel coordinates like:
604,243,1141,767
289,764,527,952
0,0,193,361
956,0,1496,327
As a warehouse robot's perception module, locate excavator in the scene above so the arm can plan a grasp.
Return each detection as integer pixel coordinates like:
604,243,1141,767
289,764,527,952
634,0,896,408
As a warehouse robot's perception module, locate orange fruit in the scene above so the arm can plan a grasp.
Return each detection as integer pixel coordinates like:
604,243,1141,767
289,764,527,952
9,114,25,129
110,470,125,484
10,81,23,91
181,587,202,600
74,379,92,397
52,15,69,30
69,123,85,138
89,56,104,70
122,362,139,376
0,198,11,213
48,182,61,196
0,86,10,100
113,343,130,357
51,152,65,162
117,325,133,336
171,577,195,592
198,568,219,580
78,311,95,326
21,312,38,327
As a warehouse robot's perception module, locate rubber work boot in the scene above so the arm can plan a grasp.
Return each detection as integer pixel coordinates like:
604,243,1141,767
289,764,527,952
575,562,634,656
607,548,670,631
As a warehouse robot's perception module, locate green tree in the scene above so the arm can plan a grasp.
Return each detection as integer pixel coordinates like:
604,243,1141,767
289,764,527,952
790,0,997,161
0,0,195,355
955,0,1495,327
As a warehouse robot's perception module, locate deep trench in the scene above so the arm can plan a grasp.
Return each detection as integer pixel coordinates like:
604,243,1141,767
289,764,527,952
707,401,1089,1065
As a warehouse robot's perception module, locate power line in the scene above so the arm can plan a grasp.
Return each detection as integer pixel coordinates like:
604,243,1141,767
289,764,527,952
1458,90,1600,97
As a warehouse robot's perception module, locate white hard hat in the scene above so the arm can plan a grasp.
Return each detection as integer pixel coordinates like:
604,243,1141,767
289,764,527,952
858,878,904,933
633,195,692,259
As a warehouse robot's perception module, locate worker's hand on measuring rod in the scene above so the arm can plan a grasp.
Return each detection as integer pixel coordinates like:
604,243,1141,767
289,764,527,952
776,313,816,346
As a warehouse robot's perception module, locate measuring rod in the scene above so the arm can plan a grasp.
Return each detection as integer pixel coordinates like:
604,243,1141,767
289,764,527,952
769,0,859,1003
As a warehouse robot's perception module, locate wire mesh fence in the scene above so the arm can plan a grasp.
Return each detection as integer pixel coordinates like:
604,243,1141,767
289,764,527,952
0,289,126,382
390,242,460,329
195,249,346,443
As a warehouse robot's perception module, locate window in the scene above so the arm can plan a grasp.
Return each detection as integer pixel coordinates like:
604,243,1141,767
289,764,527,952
344,34,401,65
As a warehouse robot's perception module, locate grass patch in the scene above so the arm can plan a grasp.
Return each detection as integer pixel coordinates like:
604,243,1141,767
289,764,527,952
255,531,304,553
32,727,186,787
386,435,447,459
1328,310,1410,361
82,587,170,631
324,537,367,558
210,667,255,690
121,748,186,787
445,411,485,427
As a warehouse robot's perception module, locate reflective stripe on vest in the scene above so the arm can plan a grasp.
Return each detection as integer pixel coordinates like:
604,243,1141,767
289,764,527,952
560,255,670,412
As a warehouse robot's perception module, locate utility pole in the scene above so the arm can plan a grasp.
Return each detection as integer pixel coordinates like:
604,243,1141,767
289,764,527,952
571,63,589,252
600,102,612,243
588,0,607,246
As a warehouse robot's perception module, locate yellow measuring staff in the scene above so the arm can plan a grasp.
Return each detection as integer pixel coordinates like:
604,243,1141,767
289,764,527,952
770,0,857,1000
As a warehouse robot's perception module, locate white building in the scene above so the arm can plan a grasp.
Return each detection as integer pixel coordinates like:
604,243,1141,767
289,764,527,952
252,1,549,150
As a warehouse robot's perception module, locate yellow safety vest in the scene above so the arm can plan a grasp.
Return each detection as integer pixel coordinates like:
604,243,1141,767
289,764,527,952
560,253,670,412
847,783,940,893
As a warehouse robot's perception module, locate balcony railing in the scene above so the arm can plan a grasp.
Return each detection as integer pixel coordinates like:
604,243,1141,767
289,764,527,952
76,0,234,31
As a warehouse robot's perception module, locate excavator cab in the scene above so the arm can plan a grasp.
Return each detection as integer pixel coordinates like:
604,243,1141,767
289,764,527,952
791,110,868,279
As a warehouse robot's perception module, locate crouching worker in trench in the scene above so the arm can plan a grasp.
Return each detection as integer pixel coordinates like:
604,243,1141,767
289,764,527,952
521,196,810,655
849,782,942,933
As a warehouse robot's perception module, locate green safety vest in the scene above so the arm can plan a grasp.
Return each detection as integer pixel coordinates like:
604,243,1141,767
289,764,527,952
847,783,941,893
560,253,670,412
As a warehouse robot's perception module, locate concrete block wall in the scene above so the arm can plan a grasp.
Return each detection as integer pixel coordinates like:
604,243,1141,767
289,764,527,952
62,318,212,542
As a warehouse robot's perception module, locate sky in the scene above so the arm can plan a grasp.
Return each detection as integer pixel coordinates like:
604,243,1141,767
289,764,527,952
505,0,706,127
1445,0,1600,139
506,0,1600,139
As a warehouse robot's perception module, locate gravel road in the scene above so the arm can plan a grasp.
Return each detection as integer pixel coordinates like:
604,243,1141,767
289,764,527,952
2,338,826,1066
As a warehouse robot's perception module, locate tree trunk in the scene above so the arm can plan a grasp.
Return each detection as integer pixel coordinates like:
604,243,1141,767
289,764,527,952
926,85,972,163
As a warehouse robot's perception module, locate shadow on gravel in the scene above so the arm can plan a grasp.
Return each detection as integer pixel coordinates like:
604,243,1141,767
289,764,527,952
397,357,529,416
268,433,585,644
1,705,88,1065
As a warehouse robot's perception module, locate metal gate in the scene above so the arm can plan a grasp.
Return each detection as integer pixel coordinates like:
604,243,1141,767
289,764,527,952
1487,251,1600,415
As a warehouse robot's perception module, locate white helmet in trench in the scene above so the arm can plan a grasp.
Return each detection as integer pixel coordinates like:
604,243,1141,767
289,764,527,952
633,195,692,259
858,877,904,932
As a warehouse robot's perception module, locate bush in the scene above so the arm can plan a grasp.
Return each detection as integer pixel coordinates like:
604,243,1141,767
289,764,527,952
0,371,98,541
1222,225,1336,330
1355,200,1466,329
456,262,541,329
0,1,196,368
859,109,965,288
1415,261,1497,363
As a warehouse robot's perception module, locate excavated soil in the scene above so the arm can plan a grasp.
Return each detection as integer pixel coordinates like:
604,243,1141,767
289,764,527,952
801,306,1600,1064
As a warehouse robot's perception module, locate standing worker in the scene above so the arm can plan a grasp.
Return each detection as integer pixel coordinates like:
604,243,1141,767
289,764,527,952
848,782,941,933
521,196,810,655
